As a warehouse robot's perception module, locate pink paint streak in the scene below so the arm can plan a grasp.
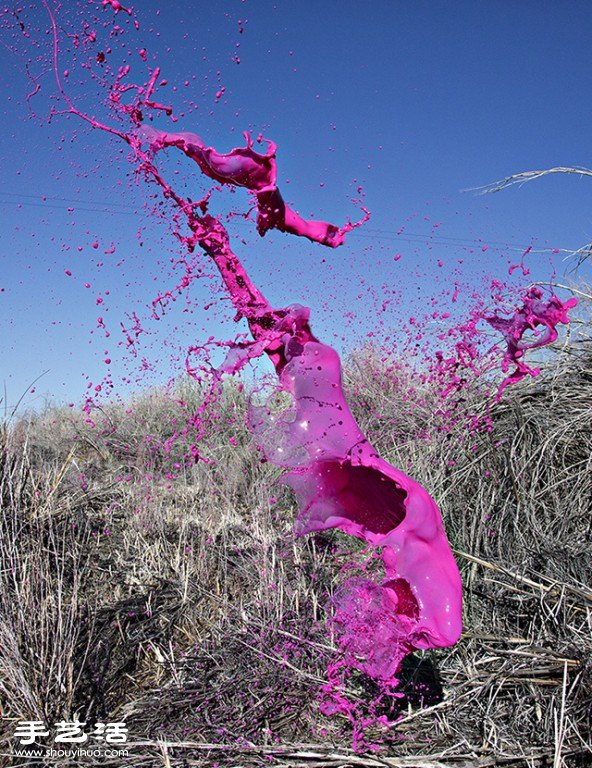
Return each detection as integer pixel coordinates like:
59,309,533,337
36,0,462,692
486,286,577,396
140,127,370,248
102,0,132,15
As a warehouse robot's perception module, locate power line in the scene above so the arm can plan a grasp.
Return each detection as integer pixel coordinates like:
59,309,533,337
0,190,138,211
0,191,578,255
0,198,137,216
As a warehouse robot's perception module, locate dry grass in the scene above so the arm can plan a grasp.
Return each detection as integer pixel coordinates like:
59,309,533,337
0,320,591,767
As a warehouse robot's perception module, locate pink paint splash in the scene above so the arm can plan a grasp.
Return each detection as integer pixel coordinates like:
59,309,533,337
430,281,577,410
133,126,462,686
27,0,462,715
485,285,577,396
248,308,462,683
139,127,370,248
102,0,132,15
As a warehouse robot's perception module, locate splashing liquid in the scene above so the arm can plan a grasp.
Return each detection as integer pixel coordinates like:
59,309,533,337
485,286,578,397
137,130,463,688
432,282,577,407
13,2,580,715
140,127,370,248
23,0,469,722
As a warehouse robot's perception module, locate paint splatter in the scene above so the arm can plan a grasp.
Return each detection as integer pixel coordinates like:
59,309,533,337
248,309,462,683
25,0,462,696
139,127,370,248
7,1,578,742
485,285,577,397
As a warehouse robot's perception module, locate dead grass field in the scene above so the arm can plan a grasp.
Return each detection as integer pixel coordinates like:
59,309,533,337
1,319,591,767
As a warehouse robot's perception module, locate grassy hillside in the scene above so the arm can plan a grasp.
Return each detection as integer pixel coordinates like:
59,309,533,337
1,326,591,767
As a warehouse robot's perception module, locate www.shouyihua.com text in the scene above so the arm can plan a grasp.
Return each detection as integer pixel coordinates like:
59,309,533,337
6,719,130,762
14,746,129,759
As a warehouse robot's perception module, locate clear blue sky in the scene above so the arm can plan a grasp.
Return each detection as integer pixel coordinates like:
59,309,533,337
1,1,591,410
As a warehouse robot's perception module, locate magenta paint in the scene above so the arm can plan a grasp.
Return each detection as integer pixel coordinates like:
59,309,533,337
34,14,463,690
134,127,462,685
14,0,579,735
485,285,577,397
140,127,370,248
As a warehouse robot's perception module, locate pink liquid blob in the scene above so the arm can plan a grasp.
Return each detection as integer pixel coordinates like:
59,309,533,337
139,126,370,248
247,304,462,682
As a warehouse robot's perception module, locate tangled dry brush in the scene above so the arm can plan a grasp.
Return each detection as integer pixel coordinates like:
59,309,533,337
0,316,591,767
